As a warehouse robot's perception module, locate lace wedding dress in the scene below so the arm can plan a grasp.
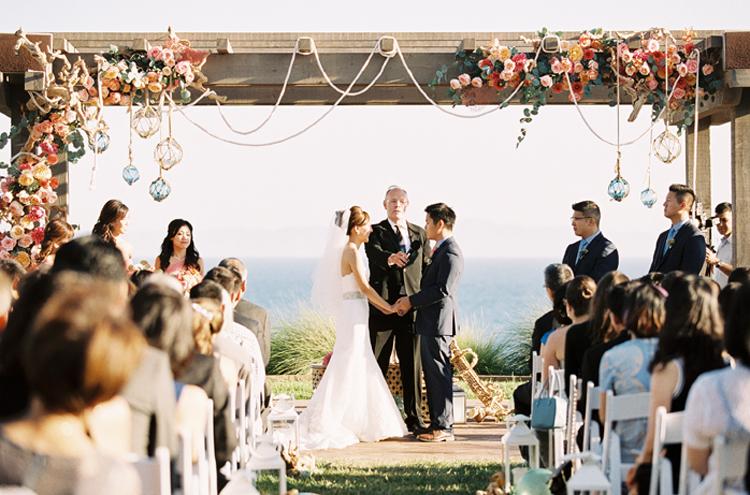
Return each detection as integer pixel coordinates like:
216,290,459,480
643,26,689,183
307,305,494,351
298,273,407,450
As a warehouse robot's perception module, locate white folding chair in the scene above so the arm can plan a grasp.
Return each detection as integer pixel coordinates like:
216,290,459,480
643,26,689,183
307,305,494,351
648,407,687,495
712,435,750,495
229,379,249,473
582,381,601,454
529,352,544,415
564,452,612,495
178,429,195,495
547,365,567,469
187,398,218,495
126,446,171,495
566,374,583,457
601,390,651,493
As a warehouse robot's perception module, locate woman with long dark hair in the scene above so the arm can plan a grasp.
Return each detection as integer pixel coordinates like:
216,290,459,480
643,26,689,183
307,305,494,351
626,275,726,494
92,199,132,266
154,219,204,291
33,217,74,268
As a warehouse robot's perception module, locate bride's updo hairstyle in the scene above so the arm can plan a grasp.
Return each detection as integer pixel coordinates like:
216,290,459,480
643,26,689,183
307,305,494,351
346,206,369,235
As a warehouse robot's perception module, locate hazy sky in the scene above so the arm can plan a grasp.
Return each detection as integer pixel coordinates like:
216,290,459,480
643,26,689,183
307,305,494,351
0,1,741,276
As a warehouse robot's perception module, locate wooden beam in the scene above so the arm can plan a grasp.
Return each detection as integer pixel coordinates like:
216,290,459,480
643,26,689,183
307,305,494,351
731,88,750,268
726,69,750,88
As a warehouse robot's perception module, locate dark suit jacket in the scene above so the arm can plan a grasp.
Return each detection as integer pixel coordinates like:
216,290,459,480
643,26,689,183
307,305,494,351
648,222,706,275
562,233,619,282
529,310,555,370
234,299,270,367
365,219,429,329
409,236,464,336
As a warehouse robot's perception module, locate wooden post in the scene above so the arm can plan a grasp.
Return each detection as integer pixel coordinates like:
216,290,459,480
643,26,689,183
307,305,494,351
685,118,712,247
731,88,750,268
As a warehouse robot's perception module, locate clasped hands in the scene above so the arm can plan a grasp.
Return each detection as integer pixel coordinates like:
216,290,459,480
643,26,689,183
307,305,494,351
393,297,412,316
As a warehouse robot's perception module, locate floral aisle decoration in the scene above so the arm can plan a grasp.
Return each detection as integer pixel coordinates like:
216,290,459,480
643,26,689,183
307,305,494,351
436,28,722,146
0,29,216,268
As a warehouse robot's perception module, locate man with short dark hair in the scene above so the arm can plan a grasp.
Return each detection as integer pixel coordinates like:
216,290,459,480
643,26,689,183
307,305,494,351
649,184,706,275
706,202,733,288
562,201,619,282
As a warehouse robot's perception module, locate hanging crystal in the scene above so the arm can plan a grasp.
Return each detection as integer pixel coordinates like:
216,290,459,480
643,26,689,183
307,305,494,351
88,131,110,154
122,165,140,185
608,151,630,202
149,176,171,201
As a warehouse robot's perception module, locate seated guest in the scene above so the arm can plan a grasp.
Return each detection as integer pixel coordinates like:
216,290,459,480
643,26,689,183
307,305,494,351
728,266,750,285
0,276,143,494
542,275,597,382
562,200,619,281
130,269,154,288
684,281,750,495
626,275,726,494
0,273,12,334
0,259,27,300
33,217,74,269
92,199,133,267
192,298,224,355
219,258,271,366
599,282,666,463
131,283,236,489
565,271,629,390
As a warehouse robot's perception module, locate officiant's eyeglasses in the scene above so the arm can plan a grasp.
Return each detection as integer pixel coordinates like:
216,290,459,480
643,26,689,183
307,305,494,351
571,216,592,222
387,199,408,205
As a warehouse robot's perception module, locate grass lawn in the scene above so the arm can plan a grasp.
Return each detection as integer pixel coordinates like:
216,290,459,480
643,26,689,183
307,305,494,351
256,459,501,494
268,375,525,406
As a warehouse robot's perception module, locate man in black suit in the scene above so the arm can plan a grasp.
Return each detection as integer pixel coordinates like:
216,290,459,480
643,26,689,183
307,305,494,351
648,184,706,275
562,200,619,282
365,186,430,434
395,203,463,442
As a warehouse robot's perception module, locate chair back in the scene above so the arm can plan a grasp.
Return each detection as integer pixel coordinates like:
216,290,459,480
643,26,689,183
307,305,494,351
582,381,601,453
713,435,750,495
530,351,544,414
648,407,686,495
126,446,171,495
601,390,650,492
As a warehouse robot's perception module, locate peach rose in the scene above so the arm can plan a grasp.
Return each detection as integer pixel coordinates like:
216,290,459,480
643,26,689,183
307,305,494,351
1,237,16,251
673,87,686,99
450,79,461,90
621,52,633,64
702,64,714,76
32,164,52,181
18,172,34,187
108,79,121,92
540,75,554,88
551,60,564,74
2,192,13,204
78,89,90,101
184,72,195,85
148,82,163,93
10,225,25,240
18,234,33,249
626,65,637,76
120,95,131,106
19,216,33,230
639,64,651,76
9,201,24,218
498,47,511,62
568,92,582,102
560,40,570,51
677,64,688,77
574,62,584,74
588,70,599,80
82,75,95,89
504,59,515,72
561,58,573,73
109,92,122,105
104,66,119,80
579,33,591,48
17,191,31,205
39,121,53,134
15,252,31,268
175,60,191,75
647,77,659,90
500,70,514,81
568,45,583,63
53,122,70,138
667,45,678,57
458,74,471,87
29,194,42,206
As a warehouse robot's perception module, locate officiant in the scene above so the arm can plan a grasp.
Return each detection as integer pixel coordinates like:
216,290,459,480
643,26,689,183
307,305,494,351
365,185,430,434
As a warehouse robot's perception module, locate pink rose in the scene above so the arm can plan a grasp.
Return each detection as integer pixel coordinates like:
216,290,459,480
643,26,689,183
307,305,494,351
9,201,24,218
686,59,699,74
589,60,599,70
1,192,12,204
17,191,31,205
673,87,686,99
77,89,90,102
39,141,57,155
618,43,629,56
161,49,175,67
626,65,637,76
449,79,461,90
29,194,42,206
574,62,584,73
646,39,660,52
677,64,688,77
27,206,46,222
587,70,599,80
175,60,191,75
639,64,651,76
148,45,164,60
622,52,633,63
551,60,564,74
568,92,582,102
561,58,573,73
458,74,471,87
0,250,10,260
184,72,195,85
0,181,8,193
31,226,45,244
647,77,659,90
540,75,553,88
1,237,16,251
702,64,714,76
671,54,681,65
500,70,514,81
579,34,591,48
504,59,515,72
559,40,570,51
18,234,33,249
470,77,482,88
82,76,95,89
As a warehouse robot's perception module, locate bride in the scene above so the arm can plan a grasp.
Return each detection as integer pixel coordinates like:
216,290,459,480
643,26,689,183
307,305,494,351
300,206,408,450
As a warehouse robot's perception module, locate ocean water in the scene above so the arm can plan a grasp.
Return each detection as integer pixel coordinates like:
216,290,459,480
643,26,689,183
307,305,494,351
205,257,652,332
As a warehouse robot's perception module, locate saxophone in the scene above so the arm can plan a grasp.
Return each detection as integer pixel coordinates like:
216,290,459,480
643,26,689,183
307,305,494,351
450,340,511,423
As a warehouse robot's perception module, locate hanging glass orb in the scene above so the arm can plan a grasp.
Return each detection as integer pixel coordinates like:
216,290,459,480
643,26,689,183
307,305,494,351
88,131,110,154
653,128,681,163
149,177,171,202
153,137,183,170
608,176,630,202
122,165,140,186
640,188,658,208
132,105,161,139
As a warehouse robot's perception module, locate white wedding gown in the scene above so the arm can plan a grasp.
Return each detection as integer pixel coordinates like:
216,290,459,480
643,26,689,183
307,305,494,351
298,273,407,450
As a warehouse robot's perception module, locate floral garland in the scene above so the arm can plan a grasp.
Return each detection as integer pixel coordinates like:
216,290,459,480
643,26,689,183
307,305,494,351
436,28,721,145
0,29,212,269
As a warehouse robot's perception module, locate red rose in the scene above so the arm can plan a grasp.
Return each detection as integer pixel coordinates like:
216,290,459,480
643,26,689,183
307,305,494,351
551,83,564,94
583,49,595,61
572,81,583,93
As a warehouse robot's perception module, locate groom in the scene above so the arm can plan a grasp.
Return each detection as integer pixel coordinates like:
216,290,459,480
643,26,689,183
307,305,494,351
365,185,430,434
395,203,463,442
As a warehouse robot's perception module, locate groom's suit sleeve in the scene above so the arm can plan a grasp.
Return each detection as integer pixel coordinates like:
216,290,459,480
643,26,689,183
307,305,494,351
409,247,462,309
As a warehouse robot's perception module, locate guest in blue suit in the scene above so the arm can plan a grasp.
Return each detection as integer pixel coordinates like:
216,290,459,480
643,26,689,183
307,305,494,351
562,201,619,282
648,184,706,275
394,203,463,442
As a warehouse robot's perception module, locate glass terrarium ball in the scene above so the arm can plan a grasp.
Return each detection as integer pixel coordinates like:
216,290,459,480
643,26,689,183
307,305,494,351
88,131,110,154
153,137,183,170
122,165,140,186
608,176,630,202
640,188,658,208
149,177,171,202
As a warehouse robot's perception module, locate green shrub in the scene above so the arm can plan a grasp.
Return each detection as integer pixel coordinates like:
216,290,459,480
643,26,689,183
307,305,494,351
267,304,336,375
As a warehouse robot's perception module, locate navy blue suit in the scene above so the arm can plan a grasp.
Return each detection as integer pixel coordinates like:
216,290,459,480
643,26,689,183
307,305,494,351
562,233,619,282
648,222,706,275
409,236,463,430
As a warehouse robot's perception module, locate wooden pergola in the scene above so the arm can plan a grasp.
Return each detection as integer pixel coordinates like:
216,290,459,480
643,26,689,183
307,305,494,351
1,30,749,266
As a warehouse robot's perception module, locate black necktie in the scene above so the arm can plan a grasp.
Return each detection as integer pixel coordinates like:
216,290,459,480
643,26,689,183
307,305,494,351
395,226,406,253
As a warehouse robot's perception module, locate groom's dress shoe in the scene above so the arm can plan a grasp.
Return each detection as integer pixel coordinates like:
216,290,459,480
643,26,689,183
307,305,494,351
409,425,431,436
417,429,454,442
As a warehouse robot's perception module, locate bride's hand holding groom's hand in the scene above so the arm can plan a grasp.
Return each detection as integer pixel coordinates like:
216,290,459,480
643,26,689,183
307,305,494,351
394,297,412,316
